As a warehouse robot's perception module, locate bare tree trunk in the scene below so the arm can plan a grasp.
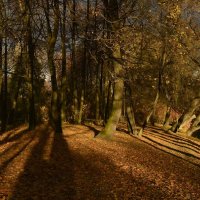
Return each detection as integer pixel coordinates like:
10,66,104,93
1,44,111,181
100,45,124,137
0,35,2,124
171,97,200,133
104,80,112,123
78,91,84,124
43,0,62,133
95,63,100,121
125,85,136,134
139,44,166,136
61,0,67,122
187,114,200,136
8,79,21,125
18,0,36,130
0,1,3,96
1,37,8,132
27,14,36,130
100,60,105,120
71,0,79,123
97,0,124,137
163,106,171,128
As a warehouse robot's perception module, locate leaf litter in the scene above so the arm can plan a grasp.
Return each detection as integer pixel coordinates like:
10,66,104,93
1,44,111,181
0,124,200,199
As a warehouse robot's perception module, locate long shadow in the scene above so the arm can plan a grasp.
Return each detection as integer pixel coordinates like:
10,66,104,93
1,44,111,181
84,125,101,137
9,125,196,200
0,128,36,173
10,127,75,200
57,144,177,199
116,127,132,135
0,128,29,145
85,124,134,137
0,136,35,172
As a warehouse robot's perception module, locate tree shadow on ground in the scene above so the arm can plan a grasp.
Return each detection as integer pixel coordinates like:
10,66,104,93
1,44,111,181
192,130,200,139
9,125,179,200
84,125,101,137
86,124,133,138
0,128,29,145
10,127,75,200
0,128,36,173
0,137,34,172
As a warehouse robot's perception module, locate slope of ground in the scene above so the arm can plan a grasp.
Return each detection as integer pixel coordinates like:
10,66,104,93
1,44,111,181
141,126,200,166
0,124,200,200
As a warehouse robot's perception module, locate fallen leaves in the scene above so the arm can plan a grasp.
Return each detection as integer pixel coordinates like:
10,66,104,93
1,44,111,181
0,124,200,199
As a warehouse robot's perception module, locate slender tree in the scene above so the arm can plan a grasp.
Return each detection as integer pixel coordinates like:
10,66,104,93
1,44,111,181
42,0,62,133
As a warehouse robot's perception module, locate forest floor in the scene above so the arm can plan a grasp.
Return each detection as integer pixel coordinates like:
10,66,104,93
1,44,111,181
0,123,200,200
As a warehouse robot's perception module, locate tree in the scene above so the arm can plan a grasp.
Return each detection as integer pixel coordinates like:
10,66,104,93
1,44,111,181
18,0,36,130
42,0,62,133
98,0,125,137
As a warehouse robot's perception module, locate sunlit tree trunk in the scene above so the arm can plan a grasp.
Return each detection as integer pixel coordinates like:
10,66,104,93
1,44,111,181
100,46,124,137
187,114,200,136
97,0,124,137
171,97,200,133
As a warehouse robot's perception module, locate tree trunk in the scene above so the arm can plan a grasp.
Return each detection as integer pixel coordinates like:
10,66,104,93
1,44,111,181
125,86,136,134
61,0,67,122
0,35,2,124
100,61,105,120
78,90,84,124
48,43,62,133
1,37,8,132
18,0,36,130
100,45,124,137
97,0,124,137
44,0,62,133
27,18,36,130
104,80,112,123
187,114,200,136
71,0,79,123
171,97,200,133
163,106,171,128
95,65,100,121
8,78,21,125
139,44,166,136
0,1,3,99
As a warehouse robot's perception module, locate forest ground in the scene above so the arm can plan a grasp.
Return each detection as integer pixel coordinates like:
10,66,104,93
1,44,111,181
0,123,200,200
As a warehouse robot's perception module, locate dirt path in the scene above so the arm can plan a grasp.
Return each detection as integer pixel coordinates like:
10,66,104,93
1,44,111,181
0,124,200,200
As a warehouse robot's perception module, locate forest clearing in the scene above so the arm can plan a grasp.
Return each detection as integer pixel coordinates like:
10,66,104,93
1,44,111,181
0,0,200,199
0,123,200,200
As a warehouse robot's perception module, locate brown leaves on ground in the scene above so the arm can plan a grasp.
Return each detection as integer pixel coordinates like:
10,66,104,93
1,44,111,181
0,123,200,200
